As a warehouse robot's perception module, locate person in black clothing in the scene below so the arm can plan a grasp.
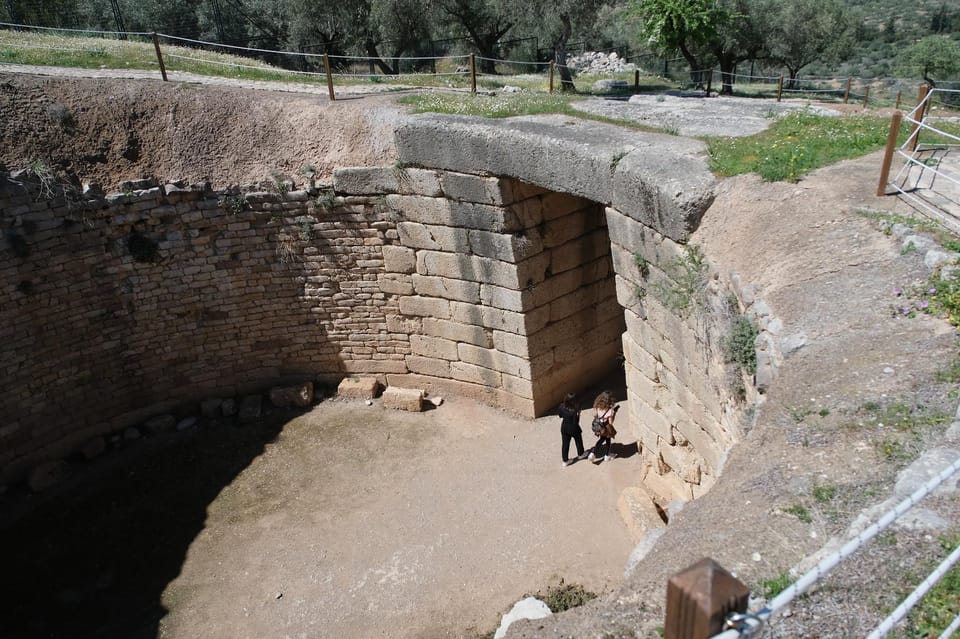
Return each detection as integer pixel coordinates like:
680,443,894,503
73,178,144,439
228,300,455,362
558,393,587,467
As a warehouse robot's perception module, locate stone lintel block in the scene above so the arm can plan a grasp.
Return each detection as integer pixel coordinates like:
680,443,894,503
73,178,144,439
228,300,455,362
410,334,460,360
617,486,666,543
382,386,424,412
337,376,383,400
385,194,522,233
398,221,470,252
422,317,492,348
540,191,596,222
382,245,417,274
412,274,480,303
333,167,442,196
610,143,715,243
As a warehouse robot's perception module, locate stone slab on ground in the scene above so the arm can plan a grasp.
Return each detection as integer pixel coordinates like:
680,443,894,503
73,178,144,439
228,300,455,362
382,386,425,412
336,376,381,400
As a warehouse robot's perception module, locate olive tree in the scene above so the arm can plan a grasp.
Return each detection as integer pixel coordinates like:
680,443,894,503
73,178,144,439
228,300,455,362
898,34,960,86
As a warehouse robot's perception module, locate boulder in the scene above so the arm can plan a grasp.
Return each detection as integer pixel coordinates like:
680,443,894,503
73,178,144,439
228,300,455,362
337,377,381,400
269,382,314,408
382,387,424,412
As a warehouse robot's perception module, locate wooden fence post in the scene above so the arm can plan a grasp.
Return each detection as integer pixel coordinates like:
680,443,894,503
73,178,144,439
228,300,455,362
634,68,639,94
776,75,783,102
843,77,852,104
863,85,870,108
323,53,335,101
895,89,902,110
549,60,555,94
469,53,476,94
151,32,167,82
877,110,902,197
665,558,750,639
909,84,929,152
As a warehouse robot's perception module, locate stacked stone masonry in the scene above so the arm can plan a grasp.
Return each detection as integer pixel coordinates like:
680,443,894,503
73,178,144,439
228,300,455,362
2,160,763,507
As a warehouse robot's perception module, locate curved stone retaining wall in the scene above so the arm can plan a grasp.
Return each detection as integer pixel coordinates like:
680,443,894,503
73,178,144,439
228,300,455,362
2,113,764,505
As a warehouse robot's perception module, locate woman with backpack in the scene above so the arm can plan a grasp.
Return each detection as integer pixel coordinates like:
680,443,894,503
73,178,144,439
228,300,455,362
588,390,618,464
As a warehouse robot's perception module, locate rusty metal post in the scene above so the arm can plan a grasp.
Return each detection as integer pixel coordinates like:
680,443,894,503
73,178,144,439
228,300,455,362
549,60,555,94
843,77,852,103
877,111,903,197
151,32,167,82
863,85,870,108
469,53,476,94
776,75,783,102
664,558,750,639
323,53,335,101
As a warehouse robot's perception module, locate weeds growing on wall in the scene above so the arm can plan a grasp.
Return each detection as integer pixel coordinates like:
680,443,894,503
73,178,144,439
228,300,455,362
651,245,708,317
726,315,759,375
220,194,247,215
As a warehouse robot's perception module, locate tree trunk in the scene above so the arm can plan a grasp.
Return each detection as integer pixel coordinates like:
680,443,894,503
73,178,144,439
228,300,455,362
365,40,396,76
717,53,736,95
555,13,576,92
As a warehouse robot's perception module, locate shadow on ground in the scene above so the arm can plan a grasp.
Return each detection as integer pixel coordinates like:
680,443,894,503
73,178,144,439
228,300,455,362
0,406,307,638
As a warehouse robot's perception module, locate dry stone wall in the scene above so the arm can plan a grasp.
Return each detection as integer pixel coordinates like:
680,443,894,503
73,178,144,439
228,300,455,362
0,171,406,482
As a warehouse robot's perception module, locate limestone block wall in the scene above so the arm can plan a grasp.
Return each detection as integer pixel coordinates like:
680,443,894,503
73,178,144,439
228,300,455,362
0,172,406,482
336,167,625,417
606,208,749,503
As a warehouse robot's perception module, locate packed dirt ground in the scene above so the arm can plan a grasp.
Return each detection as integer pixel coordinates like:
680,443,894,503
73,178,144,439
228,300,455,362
2,68,959,639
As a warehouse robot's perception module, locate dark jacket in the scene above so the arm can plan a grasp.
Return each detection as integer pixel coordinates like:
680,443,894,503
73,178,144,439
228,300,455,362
558,404,581,435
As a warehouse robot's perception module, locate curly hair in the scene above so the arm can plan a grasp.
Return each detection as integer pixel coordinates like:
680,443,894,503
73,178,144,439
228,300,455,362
593,390,616,411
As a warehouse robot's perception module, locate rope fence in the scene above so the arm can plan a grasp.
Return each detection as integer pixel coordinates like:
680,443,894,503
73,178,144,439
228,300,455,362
1,21,956,107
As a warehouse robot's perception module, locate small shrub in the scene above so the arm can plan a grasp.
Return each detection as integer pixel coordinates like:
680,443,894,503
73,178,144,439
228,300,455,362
758,570,793,597
725,315,758,375
632,252,650,278
299,220,313,241
652,245,708,316
531,579,598,613
784,503,811,523
812,484,837,503
315,189,337,211
220,194,247,215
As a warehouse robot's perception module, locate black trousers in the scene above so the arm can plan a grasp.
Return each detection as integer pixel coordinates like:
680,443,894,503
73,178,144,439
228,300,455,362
593,436,611,458
562,431,585,462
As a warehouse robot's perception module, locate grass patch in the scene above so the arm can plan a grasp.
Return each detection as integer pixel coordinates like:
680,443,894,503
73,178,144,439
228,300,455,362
707,109,908,182
757,570,793,598
784,503,812,523
529,579,598,613
893,534,960,639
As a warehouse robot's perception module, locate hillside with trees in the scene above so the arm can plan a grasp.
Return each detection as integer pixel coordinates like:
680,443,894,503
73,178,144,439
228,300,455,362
1,0,958,84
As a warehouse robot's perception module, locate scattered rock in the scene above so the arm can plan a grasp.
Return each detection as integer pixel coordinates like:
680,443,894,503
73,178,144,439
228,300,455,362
337,376,382,400
143,414,176,435
28,460,71,493
494,596,552,639
269,382,314,408
200,398,223,418
238,395,263,423
176,417,197,431
80,437,106,460
924,248,958,270
617,486,666,543
382,387,424,412
428,396,444,407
